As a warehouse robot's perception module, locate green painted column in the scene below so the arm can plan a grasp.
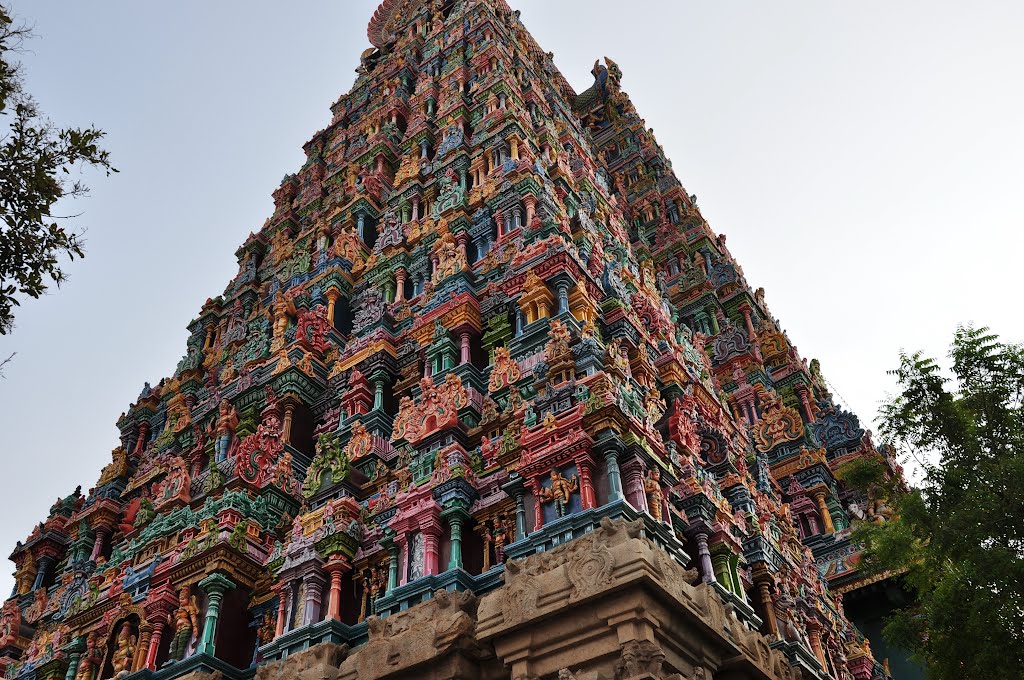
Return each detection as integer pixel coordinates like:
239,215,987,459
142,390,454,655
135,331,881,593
371,369,388,411
197,573,233,657
448,515,464,571
604,449,624,502
707,306,721,334
387,546,399,592
711,553,731,592
63,637,85,680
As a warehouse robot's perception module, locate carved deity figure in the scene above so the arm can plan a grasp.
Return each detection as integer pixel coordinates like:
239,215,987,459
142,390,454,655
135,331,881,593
866,489,895,525
644,468,665,522
210,399,238,463
133,498,156,529
14,553,35,595
166,586,199,663
75,634,99,680
493,514,513,563
266,289,297,352
539,469,578,518
155,457,191,506
111,621,137,675
98,447,129,486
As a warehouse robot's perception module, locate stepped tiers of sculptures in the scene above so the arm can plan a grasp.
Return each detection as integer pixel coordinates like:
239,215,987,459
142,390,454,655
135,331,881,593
0,2,905,680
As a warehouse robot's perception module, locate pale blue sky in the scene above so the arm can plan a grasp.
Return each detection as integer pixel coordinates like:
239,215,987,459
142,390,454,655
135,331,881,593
1,1,1022,597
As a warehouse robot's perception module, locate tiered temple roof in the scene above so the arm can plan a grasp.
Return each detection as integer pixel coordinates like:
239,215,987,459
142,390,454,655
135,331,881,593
1,2,902,680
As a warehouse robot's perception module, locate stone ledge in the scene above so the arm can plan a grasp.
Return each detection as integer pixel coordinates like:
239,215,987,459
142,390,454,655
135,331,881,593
250,518,820,680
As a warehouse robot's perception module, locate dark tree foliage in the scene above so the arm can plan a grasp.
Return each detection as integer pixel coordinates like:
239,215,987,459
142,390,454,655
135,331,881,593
0,5,114,335
839,326,1024,680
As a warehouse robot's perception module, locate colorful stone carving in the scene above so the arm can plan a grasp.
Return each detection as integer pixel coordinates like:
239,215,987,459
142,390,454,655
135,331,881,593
0,3,905,679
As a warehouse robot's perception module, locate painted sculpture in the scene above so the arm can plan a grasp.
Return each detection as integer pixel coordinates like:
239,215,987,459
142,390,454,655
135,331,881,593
0,2,905,680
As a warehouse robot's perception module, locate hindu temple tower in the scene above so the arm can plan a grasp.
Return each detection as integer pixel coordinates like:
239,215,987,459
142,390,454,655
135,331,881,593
0,2,912,680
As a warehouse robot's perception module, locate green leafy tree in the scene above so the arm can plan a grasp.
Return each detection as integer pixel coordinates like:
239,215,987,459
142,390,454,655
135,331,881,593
840,326,1024,680
0,5,115,335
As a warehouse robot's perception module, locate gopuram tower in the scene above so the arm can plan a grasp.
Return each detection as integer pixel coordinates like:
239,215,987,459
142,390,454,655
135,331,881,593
1,2,909,680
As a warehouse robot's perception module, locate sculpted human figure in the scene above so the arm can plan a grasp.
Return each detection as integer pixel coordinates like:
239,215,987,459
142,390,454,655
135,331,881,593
866,491,895,525
266,289,297,351
111,621,137,675
540,469,578,518
644,468,665,521
75,634,99,680
166,586,199,663
210,399,238,463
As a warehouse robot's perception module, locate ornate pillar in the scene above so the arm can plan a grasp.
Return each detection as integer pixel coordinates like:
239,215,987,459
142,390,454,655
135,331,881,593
372,374,386,411
324,558,349,621
356,212,366,241
397,534,409,586
806,621,827,668
513,488,527,540
576,460,596,510
325,289,340,325
423,524,441,576
89,526,111,563
604,448,624,502
711,550,738,595
301,571,326,626
795,383,814,422
706,306,720,335
813,490,836,534
282,402,296,445
738,303,756,342
395,268,407,303
132,623,152,672
694,532,716,584
274,583,287,638
478,525,492,572
63,646,83,680
387,545,399,592
556,282,569,314
755,577,779,639
145,620,166,670
198,572,233,656
32,556,55,591
446,513,465,571
460,332,471,365
620,458,648,513
133,422,150,456
523,196,537,227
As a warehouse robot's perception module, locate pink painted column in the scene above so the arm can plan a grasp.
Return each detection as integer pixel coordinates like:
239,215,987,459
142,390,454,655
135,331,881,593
795,384,814,422
397,534,409,586
577,460,596,509
324,559,348,621
274,583,288,637
144,621,165,670
395,268,407,303
423,525,441,576
524,195,537,227
89,526,110,562
460,333,471,365
739,303,756,342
